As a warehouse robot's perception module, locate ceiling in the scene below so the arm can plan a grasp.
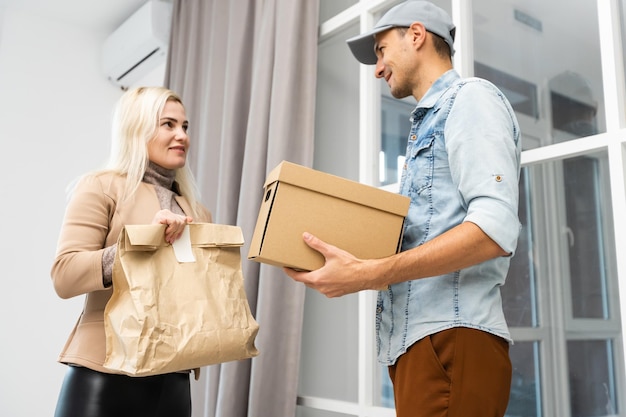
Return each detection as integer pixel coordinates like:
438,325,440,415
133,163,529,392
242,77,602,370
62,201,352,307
0,0,150,34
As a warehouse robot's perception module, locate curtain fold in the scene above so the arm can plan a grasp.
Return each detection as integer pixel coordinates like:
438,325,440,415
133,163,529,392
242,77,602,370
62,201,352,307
165,1,320,416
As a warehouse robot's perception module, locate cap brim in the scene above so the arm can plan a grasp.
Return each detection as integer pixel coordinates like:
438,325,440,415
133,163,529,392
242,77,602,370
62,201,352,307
346,25,394,65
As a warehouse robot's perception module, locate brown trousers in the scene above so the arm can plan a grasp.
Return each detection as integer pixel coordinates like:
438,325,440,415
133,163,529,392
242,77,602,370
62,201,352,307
388,327,512,417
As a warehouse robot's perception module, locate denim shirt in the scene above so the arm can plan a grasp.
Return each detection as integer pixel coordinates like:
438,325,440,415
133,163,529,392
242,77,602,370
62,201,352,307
377,69,521,365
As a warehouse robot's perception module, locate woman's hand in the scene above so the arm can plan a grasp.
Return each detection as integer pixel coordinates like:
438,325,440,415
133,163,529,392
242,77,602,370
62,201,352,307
151,209,193,244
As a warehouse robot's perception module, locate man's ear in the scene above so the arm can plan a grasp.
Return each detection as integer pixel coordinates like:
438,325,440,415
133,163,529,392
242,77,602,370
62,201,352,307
408,22,428,50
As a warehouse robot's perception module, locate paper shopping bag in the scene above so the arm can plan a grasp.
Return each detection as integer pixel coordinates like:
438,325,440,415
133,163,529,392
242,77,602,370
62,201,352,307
103,223,259,377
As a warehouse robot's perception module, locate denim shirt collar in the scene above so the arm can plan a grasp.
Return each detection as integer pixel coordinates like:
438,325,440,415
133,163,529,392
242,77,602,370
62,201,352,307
413,69,460,114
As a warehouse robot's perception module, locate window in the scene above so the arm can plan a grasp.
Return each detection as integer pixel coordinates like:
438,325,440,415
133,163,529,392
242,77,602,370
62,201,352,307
503,152,621,416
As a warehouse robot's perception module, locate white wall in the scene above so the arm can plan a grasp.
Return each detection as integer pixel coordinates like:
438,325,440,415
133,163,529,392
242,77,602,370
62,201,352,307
0,7,163,416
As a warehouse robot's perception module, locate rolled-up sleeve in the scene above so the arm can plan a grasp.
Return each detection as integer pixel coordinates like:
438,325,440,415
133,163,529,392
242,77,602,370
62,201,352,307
445,80,521,254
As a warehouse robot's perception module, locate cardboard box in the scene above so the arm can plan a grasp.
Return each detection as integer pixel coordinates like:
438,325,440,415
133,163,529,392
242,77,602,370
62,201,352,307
247,161,410,271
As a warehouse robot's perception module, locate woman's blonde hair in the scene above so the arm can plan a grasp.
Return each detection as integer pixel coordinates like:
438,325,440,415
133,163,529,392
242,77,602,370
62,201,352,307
103,86,201,217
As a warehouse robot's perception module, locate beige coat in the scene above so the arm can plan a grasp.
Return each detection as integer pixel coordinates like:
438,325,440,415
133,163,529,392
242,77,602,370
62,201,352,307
50,172,211,373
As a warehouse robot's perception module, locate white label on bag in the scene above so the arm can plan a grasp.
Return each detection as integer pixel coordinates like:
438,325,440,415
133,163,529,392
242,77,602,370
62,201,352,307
172,225,196,263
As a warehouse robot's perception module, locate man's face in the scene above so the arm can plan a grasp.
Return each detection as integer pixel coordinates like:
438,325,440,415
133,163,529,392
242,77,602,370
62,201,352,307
373,28,415,100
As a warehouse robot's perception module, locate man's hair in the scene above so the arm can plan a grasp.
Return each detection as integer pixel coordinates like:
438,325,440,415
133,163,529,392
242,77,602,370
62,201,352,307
431,32,452,59
395,27,451,59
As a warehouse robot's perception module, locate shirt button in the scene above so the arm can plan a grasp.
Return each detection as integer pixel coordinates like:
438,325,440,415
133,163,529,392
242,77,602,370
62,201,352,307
410,134,417,141
376,306,383,314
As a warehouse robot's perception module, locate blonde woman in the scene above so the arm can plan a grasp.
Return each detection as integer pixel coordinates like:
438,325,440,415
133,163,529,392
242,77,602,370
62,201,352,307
51,87,211,417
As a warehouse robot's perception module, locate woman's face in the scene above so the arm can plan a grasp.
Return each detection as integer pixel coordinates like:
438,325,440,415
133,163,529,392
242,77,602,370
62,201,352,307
147,100,189,169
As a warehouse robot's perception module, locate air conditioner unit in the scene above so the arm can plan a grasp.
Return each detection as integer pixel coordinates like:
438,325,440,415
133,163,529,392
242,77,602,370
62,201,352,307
102,0,173,89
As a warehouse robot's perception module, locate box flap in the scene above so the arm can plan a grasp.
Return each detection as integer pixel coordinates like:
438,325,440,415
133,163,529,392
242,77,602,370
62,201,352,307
265,161,410,216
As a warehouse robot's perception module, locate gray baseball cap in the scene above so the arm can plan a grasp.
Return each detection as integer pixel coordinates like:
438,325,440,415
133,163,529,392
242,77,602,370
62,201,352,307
346,1,456,65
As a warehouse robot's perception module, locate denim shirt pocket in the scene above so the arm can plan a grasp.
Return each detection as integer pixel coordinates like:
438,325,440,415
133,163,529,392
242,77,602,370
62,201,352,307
401,134,436,250
408,135,435,194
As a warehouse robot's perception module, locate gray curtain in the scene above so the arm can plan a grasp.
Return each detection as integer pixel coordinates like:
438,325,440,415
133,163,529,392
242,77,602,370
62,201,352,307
164,1,320,416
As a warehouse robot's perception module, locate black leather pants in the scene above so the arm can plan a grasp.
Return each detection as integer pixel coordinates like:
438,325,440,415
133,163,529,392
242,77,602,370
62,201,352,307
54,366,191,417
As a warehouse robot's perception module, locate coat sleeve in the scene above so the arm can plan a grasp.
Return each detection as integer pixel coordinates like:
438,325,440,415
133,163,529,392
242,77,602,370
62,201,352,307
50,174,114,299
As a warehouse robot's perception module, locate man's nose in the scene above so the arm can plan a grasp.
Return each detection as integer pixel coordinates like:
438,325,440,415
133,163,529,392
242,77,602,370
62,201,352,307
374,59,385,78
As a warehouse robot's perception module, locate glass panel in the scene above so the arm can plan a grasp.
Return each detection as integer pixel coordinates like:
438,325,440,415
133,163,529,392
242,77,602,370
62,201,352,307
502,168,538,328
473,0,605,147
550,85,599,141
380,365,395,408
563,155,611,319
298,289,359,402
474,62,539,119
314,22,360,180
622,0,626,91
302,19,361,403
507,341,542,417
514,151,617,324
506,154,621,414
567,339,618,417
319,0,358,24
380,96,412,186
